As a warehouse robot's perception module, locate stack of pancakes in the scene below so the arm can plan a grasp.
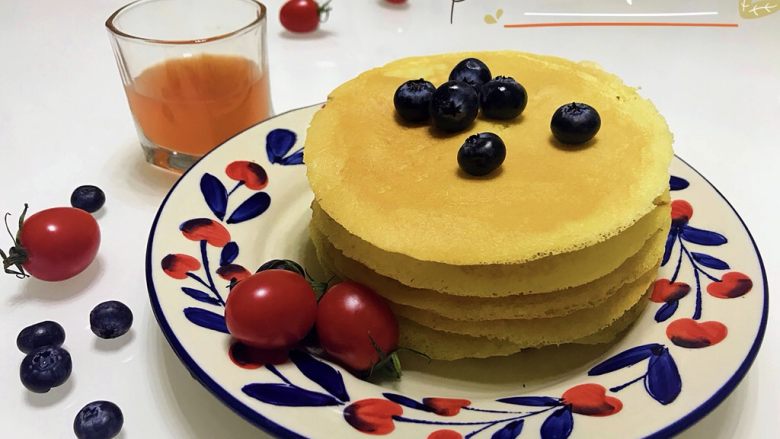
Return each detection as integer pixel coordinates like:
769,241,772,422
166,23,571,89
305,52,673,361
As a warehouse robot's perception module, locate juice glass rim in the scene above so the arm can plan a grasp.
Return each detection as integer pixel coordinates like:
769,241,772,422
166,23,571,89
105,0,267,45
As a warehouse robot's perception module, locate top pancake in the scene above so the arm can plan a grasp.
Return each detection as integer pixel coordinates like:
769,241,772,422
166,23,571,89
305,51,673,265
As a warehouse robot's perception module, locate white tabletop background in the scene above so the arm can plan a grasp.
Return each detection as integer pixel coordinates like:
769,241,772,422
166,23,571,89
0,0,777,437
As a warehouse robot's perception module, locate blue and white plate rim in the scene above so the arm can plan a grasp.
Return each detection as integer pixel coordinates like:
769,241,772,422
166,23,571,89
145,104,769,439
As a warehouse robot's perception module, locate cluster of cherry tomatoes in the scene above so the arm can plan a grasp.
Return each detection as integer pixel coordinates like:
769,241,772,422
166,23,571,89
225,265,400,375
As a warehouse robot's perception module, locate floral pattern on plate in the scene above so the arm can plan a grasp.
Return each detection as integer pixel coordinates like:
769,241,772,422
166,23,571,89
147,105,767,439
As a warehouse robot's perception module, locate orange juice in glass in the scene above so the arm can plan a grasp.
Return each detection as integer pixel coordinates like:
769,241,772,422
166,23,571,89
107,0,270,172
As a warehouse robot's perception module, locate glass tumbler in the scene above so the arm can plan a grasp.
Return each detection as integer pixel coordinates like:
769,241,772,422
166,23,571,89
106,0,270,172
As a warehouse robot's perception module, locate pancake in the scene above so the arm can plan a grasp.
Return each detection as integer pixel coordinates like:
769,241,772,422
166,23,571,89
311,198,670,296
392,269,656,346
311,224,667,320
305,51,674,266
398,295,650,361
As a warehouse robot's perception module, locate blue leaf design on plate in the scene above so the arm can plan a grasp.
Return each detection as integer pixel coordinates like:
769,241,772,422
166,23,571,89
181,287,221,306
289,350,349,402
662,229,677,266
691,252,730,270
496,396,561,407
540,406,573,439
669,176,689,191
242,383,341,407
654,300,679,323
200,173,228,221
266,129,297,164
220,241,239,266
183,307,228,333
382,392,430,411
681,225,727,246
645,348,682,405
226,192,271,224
492,419,524,439
280,148,304,165
588,343,661,375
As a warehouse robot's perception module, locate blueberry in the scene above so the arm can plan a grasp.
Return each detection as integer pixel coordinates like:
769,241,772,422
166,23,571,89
551,103,601,144
430,81,479,132
480,76,528,120
74,400,124,439
90,301,133,339
394,79,436,123
449,58,492,94
17,321,66,354
20,345,72,393
457,132,506,177
71,185,106,213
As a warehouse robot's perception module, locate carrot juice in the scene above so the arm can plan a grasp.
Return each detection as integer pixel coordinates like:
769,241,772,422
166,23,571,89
125,54,270,156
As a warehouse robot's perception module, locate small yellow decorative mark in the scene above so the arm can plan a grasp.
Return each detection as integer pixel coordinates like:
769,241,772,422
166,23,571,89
739,0,779,18
484,9,503,24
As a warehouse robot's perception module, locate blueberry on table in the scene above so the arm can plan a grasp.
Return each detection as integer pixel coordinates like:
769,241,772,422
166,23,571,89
551,102,601,145
430,81,479,132
90,301,133,339
16,320,66,354
458,132,506,177
449,58,492,94
480,76,528,120
394,79,436,123
19,345,72,393
71,185,106,213
74,400,124,439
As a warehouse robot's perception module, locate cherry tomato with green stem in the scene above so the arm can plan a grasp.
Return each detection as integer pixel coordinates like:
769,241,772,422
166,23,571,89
316,281,400,374
279,0,332,33
225,270,317,349
1,204,100,281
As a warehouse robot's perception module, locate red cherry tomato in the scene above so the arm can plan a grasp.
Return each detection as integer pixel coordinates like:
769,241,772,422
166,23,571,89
279,0,329,33
385,0,407,4
4,207,101,281
225,270,317,350
316,281,399,372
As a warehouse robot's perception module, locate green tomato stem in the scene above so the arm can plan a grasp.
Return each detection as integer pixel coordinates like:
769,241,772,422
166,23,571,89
1,204,30,279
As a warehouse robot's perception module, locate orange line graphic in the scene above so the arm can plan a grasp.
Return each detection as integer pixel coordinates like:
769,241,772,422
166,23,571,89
504,22,739,28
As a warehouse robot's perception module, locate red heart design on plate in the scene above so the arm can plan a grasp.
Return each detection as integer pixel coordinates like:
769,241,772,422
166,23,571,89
671,199,693,225
666,318,728,348
650,279,691,303
161,253,201,279
228,341,288,369
428,430,463,439
707,272,753,298
226,160,269,190
561,383,622,417
422,397,472,416
180,218,231,247
216,264,251,282
344,399,403,435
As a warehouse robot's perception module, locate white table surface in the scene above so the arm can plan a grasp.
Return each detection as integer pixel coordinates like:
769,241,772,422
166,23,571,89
1,1,777,437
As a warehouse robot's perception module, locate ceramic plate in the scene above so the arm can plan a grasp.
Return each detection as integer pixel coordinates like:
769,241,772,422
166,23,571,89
146,104,767,439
